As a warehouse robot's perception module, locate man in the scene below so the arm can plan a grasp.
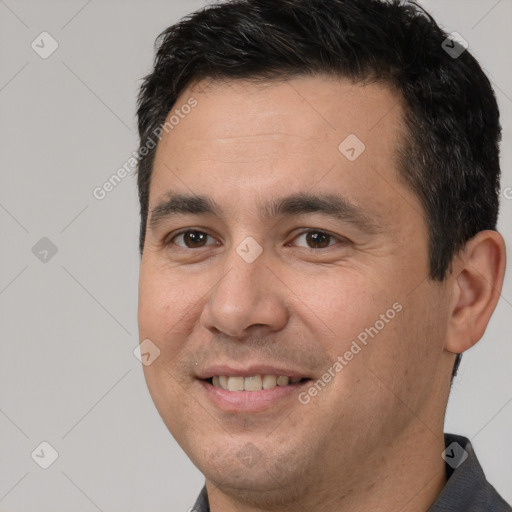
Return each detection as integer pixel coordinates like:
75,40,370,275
135,0,510,510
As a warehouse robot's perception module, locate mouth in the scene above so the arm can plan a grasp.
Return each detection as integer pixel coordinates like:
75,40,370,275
204,374,311,391
197,369,313,412
196,364,314,412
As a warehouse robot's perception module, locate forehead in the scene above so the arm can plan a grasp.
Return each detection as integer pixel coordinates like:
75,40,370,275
149,75,417,224
159,75,401,153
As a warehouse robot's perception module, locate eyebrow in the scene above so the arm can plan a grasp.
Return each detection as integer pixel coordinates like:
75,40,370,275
148,192,378,233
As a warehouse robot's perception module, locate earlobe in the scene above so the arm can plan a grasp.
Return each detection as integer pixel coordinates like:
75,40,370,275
445,230,506,354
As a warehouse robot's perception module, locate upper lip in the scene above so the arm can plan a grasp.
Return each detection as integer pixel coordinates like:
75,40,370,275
197,364,311,380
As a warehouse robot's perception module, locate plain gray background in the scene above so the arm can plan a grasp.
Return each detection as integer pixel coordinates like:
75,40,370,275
0,1,510,510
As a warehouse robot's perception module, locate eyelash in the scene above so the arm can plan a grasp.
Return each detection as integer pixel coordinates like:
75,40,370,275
166,229,344,250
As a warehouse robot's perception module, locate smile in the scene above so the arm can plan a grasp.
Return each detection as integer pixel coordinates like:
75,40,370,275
208,374,306,391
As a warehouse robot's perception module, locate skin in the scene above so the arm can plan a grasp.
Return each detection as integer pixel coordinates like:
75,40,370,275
137,75,506,511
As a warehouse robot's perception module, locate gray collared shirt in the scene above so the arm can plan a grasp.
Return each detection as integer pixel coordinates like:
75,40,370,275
191,434,511,511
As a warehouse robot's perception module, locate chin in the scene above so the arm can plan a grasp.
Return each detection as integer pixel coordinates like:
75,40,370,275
204,462,310,509
189,436,313,499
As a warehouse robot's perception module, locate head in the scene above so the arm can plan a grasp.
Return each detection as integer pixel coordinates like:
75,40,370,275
136,0,505,508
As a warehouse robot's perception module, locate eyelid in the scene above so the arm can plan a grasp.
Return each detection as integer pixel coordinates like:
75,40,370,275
166,228,219,248
286,227,350,244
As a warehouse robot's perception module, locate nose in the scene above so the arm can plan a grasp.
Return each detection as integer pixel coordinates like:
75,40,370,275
199,243,289,339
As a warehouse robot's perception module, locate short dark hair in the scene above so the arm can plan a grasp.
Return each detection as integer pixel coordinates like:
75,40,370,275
136,0,502,377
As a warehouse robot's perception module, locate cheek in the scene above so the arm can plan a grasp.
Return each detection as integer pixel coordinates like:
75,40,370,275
138,266,196,427
290,269,421,404
355,284,450,414
289,267,397,349
138,262,196,340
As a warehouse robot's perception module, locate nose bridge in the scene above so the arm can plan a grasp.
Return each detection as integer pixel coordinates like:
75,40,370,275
200,240,287,338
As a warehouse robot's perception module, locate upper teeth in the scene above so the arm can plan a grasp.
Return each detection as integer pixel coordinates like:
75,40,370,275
212,375,302,391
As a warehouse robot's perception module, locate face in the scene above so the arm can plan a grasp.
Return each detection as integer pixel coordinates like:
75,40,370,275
138,76,453,503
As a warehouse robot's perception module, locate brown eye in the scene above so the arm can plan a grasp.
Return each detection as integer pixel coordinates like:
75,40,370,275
305,231,331,248
172,230,213,248
293,230,337,249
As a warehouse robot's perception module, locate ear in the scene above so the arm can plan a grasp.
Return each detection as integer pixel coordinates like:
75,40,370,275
445,230,506,354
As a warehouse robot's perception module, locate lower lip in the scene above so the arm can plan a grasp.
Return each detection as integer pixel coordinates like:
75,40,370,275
198,379,309,412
